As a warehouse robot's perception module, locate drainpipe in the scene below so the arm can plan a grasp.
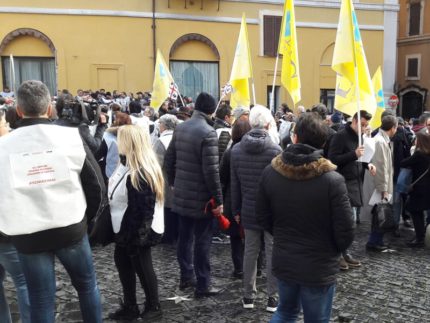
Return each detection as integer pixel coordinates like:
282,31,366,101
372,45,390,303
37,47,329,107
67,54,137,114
152,0,157,69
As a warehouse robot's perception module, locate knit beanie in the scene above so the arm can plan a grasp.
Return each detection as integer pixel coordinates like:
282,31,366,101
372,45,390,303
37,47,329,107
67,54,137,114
195,92,216,115
331,112,342,124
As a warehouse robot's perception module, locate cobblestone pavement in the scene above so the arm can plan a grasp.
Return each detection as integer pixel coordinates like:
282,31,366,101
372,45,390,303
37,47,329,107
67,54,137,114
5,221,430,322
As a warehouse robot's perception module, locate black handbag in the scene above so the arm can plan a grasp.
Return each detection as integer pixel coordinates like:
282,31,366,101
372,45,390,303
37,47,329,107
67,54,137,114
88,197,115,247
371,202,396,233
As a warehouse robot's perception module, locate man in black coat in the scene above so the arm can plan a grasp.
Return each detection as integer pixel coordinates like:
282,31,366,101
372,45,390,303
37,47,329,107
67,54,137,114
392,117,414,229
327,110,375,269
256,113,354,322
230,105,282,312
164,92,223,298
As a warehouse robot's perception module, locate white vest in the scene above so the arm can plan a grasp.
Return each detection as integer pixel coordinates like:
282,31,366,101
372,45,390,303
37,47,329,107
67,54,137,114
109,164,129,233
109,164,165,235
0,124,87,235
159,130,174,151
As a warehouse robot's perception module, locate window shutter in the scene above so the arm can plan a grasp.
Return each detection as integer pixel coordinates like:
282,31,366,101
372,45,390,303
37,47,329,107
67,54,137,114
264,15,283,57
264,16,275,56
409,2,421,36
407,58,419,77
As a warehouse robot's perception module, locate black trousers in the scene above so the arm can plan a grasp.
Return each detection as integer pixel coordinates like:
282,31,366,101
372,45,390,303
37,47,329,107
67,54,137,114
162,207,179,244
230,235,244,273
177,216,213,291
114,244,159,309
410,210,426,241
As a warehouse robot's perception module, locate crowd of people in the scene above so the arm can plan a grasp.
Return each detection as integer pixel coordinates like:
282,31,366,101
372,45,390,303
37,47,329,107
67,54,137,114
1,80,430,323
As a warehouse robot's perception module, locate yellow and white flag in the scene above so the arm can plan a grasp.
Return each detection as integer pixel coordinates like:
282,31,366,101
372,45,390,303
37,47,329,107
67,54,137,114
228,13,253,108
369,66,385,129
331,0,376,117
278,0,301,104
150,49,177,109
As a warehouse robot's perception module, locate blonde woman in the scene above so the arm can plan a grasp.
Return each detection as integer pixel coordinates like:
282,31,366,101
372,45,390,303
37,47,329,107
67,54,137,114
108,125,164,321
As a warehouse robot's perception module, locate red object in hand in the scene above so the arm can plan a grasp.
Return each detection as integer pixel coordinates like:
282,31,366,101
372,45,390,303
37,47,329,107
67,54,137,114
205,198,230,230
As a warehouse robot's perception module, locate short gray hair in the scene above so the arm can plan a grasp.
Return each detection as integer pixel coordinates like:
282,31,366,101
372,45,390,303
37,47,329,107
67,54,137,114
159,114,179,130
17,80,51,117
249,105,273,129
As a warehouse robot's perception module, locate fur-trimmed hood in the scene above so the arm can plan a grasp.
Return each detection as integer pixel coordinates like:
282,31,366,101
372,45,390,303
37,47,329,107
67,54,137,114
272,143,336,180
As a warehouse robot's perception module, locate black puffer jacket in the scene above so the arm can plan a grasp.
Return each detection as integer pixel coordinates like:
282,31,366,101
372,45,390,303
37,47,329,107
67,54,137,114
231,129,281,230
392,126,412,182
214,118,232,160
256,144,354,286
327,123,363,207
400,151,430,211
164,110,222,218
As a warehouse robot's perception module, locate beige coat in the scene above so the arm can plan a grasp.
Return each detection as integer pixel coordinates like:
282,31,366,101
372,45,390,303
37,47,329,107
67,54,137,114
361,130,394,221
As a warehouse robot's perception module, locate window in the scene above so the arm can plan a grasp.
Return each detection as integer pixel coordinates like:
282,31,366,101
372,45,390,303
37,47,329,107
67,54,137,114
405,55,421,80
320,89,335,113
170,61,219,101
2,56,56,95
267,85,280,112
263,15,282,57
409,1,422,36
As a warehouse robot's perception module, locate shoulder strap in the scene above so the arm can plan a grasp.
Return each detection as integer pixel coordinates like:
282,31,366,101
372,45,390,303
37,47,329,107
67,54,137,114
109,171,129,200
410,165,430,188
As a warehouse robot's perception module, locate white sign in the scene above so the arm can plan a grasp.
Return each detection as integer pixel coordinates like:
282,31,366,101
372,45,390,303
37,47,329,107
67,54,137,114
9,150,70,188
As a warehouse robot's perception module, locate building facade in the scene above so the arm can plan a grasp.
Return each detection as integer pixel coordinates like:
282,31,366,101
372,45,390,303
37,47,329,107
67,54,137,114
0,0,398,111
397,0,429,119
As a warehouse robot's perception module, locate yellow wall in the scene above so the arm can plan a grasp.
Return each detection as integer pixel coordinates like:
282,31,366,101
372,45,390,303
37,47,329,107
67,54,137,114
397,0,430,109
3,36,53,57
0,0,386,110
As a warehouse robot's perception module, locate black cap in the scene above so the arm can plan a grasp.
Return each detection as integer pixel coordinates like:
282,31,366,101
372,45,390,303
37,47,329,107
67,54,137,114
195,92,216,115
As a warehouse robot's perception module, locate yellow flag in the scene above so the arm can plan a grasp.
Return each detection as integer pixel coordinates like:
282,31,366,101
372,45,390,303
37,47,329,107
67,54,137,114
150,49,176,109
229,14,253,108
369,66,385,129
331,0,376,117
278,0,301,104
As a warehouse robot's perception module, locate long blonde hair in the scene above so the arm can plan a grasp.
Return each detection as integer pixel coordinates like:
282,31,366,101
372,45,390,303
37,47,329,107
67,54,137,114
117,125,164,203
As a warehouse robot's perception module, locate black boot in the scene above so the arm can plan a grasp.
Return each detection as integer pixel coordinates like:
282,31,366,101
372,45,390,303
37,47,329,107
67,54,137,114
141,303,162,320
108,301,140,321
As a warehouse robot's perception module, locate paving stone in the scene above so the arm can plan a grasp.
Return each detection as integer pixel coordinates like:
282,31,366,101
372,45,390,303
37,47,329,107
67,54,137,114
4,221,430,322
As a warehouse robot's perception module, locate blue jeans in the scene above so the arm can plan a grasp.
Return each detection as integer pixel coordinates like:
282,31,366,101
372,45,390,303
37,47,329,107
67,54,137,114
0,243,30,323
18,235,102,323
393,190,402,227
177,216,213,291
270,280,335,323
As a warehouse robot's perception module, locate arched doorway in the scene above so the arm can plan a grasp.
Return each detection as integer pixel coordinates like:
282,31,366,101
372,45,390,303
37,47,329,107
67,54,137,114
399,85,427,119
169,33,220,101
0,28,56,95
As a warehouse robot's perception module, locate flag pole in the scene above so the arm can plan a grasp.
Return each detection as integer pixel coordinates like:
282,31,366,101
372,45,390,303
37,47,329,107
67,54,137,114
9,54,16,94
349,1,361,148
214,94,226,115
355,65,362,147
178,92,186,108
270,55,280,113
251,79,256,106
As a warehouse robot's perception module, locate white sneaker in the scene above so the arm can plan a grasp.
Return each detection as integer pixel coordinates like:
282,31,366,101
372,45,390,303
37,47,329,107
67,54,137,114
266,297,278,313
242,298,254,309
